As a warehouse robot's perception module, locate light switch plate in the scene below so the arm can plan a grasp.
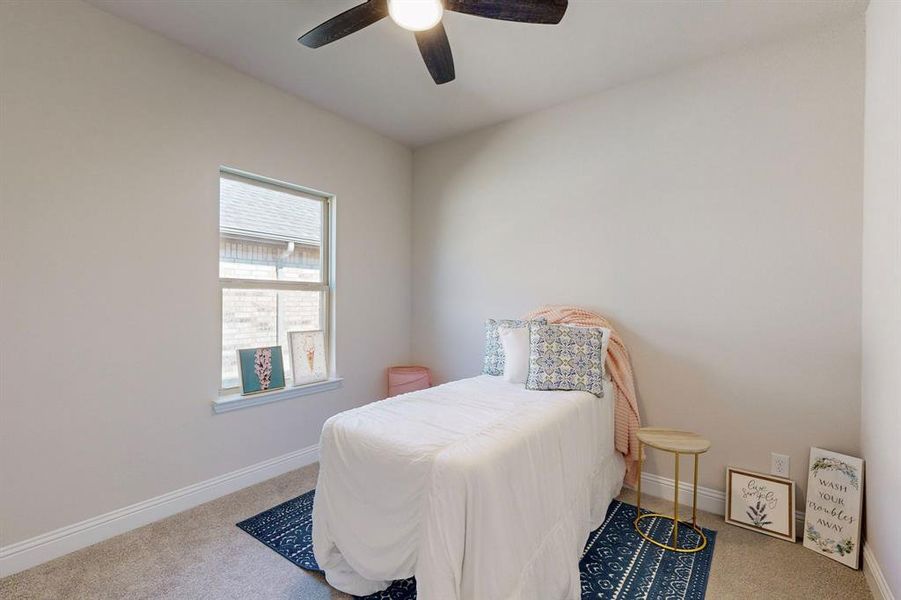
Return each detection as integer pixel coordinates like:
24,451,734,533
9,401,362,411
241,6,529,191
771,453,790,478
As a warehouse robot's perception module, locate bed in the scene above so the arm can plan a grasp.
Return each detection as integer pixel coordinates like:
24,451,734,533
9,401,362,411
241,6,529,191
312,374,626,599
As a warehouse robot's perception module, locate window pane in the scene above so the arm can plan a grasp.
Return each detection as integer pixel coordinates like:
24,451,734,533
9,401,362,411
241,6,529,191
219,238,321,282
219,174,322,283
221,288,323,389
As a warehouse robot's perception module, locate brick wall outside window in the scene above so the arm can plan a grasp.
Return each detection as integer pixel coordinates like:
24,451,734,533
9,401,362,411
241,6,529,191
221,287,321,388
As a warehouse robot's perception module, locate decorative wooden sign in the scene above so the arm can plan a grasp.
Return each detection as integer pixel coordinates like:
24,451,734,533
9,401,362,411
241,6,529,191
725,468,796,542
803,448,864,569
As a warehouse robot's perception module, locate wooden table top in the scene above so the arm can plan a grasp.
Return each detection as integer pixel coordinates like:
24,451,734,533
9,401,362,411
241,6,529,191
637,427,711,454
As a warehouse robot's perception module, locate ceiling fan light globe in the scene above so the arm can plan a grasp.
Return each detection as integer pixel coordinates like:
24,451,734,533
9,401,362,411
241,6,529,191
388,0,444,32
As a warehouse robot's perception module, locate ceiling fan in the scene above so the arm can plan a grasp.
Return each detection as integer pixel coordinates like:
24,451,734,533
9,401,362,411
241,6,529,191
298,0,568,85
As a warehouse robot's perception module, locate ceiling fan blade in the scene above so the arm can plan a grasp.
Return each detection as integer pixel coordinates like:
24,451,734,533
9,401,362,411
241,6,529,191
298,0,388,48
444,0,567,24
415,23,455,85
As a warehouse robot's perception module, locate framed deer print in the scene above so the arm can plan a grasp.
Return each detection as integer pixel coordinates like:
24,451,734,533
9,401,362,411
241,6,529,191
726,467,796,542
288,330,327,386
803,448,863,568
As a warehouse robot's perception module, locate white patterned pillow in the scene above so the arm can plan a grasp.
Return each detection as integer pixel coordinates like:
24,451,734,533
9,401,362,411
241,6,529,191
483,318,546,376
526,324,609,397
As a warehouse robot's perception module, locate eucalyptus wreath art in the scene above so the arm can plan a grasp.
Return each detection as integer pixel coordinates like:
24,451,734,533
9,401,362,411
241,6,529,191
805,524,855,556
802,448,864,568
810,457,859,489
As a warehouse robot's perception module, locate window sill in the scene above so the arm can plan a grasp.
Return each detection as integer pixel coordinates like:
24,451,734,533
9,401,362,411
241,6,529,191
212,378,343,414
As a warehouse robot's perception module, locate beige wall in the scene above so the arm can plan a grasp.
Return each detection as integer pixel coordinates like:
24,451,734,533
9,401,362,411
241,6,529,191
861,1,901,595
0,0,412,545
0,0,878,577
412,21,865,500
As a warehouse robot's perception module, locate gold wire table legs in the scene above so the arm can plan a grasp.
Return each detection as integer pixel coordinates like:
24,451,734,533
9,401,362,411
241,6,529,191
692,452,699,527
634,443,708,553
636,440,642,513
673,451,679,544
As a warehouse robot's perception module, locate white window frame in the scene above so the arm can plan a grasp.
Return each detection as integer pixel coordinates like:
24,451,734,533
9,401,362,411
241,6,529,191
214,167,339,413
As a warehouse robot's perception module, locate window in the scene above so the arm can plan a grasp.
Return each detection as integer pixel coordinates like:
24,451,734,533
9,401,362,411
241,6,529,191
219,169,331,392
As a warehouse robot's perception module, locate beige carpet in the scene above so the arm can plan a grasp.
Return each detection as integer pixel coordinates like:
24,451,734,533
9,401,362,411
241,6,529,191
0,463,872,600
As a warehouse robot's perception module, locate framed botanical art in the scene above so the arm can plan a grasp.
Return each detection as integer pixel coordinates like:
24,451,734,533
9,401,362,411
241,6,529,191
237,346,286,395
288,330,328,386
803,448,863,569
726,467,796,542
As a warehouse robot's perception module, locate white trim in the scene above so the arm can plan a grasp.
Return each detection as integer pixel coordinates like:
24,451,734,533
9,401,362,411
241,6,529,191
863,543,896,600
326,194,337,379
218,278,328,292
213,378,343,414
220,165,334,200
633,471,726,516
216,165,337,397
629,471,805,534
0,444,320,578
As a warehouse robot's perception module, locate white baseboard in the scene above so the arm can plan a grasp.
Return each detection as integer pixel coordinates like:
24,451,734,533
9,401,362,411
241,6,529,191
632,471,727,516
863,543,896,600
0,444,320,578
628,471,805,533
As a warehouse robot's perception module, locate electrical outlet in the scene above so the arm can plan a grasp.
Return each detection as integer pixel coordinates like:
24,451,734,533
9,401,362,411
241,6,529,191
771,453,790,478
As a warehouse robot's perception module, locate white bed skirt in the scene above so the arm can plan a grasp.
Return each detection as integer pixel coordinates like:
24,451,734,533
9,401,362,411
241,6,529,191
313,375,625,600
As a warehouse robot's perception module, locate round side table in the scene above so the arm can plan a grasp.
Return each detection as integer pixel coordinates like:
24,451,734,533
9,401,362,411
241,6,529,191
635,427,711,553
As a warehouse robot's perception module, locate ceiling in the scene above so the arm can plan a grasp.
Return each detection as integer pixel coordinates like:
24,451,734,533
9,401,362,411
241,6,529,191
87,0,866,147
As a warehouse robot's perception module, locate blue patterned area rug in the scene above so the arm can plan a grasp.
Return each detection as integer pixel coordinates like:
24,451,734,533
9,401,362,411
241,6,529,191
237,490,716,599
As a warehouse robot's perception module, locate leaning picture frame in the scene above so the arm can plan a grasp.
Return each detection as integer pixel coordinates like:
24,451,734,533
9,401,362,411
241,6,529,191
237,346,286,395
288,330,328,386
725,467,796,542
802,448,863,568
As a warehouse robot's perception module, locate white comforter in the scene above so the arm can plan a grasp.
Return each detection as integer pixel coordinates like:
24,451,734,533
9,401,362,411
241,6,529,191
312,375,625,600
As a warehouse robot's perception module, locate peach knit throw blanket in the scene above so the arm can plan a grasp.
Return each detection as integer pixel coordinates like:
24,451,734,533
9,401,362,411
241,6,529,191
524,306,642,486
